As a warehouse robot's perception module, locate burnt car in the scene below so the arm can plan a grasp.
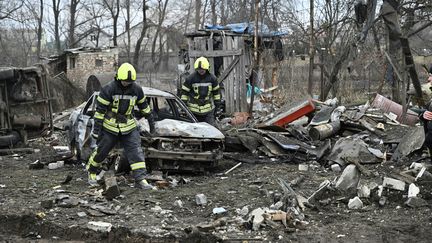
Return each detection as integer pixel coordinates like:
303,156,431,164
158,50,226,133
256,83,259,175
68,86,224,172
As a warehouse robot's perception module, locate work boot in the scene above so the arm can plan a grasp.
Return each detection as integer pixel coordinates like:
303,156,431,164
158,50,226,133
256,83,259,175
87,170,105,186
135,179,156,190
88,172,98,186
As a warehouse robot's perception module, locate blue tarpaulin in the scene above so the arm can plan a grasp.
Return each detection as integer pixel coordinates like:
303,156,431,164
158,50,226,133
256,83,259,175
205,22,288,37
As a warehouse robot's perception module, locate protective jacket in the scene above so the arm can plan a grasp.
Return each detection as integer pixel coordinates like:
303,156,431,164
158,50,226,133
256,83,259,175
93,80,151,135
181,71,221,114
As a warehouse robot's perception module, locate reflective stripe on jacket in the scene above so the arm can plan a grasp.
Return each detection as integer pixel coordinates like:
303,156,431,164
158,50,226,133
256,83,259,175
95,81,152,135
181,71,221,115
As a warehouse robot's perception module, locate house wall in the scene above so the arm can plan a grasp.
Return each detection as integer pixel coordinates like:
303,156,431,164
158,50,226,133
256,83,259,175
66,50,118,91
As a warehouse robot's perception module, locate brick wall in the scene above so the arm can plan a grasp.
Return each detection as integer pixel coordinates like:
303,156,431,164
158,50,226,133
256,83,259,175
67,51,118,91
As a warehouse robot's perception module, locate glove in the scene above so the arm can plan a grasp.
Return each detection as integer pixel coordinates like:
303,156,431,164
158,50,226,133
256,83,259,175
214,101,223,116
423,111,432,121
145,113,156,135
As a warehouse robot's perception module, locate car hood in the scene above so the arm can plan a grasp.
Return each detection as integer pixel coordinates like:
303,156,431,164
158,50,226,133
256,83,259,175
153,119,225,139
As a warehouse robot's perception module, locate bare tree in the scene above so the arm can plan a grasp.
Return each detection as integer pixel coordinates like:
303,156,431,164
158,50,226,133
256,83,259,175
151,0,169,70
210,0,216,25
132,0,149,68
102,0,120,46
194,0,201,30
52,0,62,53
0,0,22,20
68,0,80,48
24,0,44,58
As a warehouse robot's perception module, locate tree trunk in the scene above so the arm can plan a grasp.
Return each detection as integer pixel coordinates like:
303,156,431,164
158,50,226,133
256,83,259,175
133,1,148,69
68,0,79,48
321,46,351,100
104,0,120,46
151,0,169,64
210,0,216,25
194,0,201,31
308,0,314,95
219,0,226,25
127,0,131,61
53,0,61,53
36,0,44,58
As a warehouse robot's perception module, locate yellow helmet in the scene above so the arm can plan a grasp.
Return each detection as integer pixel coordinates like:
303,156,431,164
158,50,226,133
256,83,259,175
194,57,210,70
116,63,136,82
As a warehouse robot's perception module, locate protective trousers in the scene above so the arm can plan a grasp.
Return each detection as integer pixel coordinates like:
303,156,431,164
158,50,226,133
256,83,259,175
87,128,147,181
194,111,216,126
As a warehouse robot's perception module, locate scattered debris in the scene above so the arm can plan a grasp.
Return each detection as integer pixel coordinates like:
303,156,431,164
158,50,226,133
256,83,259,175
382,177,406,191
212,207,227,214
335,164,360,192
348,196,363,209
195,194,208,206
87,221,113,233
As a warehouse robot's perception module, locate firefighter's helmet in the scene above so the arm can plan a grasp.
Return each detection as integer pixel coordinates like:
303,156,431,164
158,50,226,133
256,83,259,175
194,57,210,70
116,63,136,82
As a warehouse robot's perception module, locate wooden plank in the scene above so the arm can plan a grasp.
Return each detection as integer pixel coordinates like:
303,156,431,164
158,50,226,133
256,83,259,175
238,38,248,112
234,37,240,112
207,38,215,75
223,37,234,114
187,38,195,73
219,56,239,82
189,49,242,58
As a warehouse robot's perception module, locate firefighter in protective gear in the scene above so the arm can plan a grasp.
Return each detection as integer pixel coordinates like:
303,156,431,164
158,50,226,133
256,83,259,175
86,62,155,190
181,56,221,125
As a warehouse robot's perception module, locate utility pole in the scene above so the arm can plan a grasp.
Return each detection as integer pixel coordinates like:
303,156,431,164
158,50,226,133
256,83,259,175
308,0,315,96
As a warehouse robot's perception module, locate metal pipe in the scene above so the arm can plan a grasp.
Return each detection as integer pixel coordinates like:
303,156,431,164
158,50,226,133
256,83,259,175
309,121,341,140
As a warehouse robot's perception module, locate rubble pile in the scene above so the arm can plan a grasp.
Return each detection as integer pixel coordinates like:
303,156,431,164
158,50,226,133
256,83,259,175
1,92,432,241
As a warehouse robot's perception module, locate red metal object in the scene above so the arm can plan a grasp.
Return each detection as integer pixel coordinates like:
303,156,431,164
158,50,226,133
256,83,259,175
262,99,315,127
371,93,419,126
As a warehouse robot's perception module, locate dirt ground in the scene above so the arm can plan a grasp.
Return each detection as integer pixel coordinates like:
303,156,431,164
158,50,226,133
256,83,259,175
1,135,432,243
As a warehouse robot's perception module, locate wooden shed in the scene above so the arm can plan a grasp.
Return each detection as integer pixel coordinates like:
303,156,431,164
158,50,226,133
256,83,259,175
184,30,251,114
183,25,286,115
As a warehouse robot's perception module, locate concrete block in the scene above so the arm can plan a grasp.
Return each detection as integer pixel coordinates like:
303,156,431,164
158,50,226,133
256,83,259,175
236,206,249,216
405,197,428,208
195,194,207,206
331,164,341,172
408,183,420,198
335,164,360,192
103,177,120,200
382,177,406,191
173,200,183,208
47,161,64,170
348,196,363,209
87,221,112,232
250,208,265,231
357,185,370,198
298,164,309,171
48,163,59,170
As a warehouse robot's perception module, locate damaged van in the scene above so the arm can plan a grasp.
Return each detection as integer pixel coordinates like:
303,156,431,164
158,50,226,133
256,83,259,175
68,86,224,172
0,66,53,147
